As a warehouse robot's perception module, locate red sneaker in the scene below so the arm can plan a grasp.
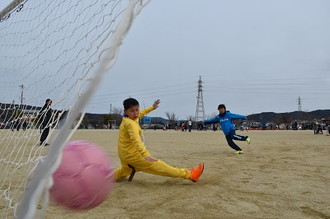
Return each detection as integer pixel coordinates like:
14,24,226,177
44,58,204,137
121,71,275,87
189,163,204,182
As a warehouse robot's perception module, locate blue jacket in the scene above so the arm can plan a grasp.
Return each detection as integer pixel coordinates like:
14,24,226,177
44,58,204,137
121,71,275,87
204,111,246,135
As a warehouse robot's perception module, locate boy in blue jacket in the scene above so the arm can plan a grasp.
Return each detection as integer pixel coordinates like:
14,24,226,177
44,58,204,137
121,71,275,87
204,104,251,154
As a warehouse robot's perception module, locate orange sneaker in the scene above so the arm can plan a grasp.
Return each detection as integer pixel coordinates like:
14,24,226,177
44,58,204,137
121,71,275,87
189,163,204,182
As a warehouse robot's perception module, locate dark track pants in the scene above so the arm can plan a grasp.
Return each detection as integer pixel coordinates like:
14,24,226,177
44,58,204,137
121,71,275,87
40,127,50,144
225,129,248,151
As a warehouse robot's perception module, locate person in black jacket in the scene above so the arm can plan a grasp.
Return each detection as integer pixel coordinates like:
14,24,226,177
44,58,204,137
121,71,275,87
39,99,53,146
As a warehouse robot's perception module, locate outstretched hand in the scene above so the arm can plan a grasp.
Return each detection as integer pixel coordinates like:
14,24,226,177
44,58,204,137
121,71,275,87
152,99,160,109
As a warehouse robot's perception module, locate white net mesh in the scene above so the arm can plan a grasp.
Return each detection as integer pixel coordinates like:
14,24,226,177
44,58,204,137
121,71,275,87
0,0,147,218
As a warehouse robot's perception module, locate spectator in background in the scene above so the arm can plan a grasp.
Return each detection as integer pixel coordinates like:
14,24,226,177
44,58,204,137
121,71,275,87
39,99,53,146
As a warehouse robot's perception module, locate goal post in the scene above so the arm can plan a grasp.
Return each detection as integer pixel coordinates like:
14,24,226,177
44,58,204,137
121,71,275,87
0,0,25,21
0,0,149,218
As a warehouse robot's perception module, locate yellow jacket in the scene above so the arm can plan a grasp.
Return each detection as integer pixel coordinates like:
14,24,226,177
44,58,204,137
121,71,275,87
117,106,154,162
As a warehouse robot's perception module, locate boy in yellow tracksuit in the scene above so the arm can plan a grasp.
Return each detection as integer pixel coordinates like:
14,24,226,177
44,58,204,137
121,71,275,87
114,98,204,182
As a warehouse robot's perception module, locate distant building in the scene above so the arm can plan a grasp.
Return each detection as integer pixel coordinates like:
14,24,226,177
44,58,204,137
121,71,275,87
140,116,152,125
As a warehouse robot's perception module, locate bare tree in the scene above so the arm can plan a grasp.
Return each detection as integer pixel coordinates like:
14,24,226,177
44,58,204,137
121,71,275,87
103,114,112,128
186,115,194,121
206,112,218,120
112,106,123,115
165,112,177,129
166,112,177,121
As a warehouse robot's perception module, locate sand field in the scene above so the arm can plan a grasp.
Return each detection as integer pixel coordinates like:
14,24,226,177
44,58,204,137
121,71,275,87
41,129,330,219
1,129,329,218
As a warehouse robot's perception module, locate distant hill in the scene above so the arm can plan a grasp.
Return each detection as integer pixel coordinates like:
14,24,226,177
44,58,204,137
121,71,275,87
247,110,330,123
82,110,330,128
3,102,327,129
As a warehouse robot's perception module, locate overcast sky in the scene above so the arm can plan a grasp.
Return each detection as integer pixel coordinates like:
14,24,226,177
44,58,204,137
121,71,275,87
86,0,330,120
1,0,329,120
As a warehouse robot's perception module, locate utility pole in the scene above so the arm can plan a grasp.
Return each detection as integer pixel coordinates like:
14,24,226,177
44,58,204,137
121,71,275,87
194,76,205,121
19,85,24,106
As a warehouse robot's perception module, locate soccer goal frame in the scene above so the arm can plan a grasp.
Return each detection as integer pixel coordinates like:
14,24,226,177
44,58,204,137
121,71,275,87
0,0,149,218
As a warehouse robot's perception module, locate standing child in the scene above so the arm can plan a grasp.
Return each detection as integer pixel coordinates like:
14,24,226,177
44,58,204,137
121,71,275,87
204,104,251,154
114,98,204,182
188,119,192,132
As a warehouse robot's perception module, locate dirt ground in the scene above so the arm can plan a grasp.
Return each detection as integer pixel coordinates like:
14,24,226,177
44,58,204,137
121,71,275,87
40,129,329,219
1,129,329,218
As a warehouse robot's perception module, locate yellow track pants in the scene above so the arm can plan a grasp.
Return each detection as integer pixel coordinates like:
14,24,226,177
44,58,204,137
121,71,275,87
114,159,190,180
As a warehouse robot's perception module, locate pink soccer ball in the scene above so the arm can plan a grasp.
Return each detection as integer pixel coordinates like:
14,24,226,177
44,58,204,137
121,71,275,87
49,140,114,210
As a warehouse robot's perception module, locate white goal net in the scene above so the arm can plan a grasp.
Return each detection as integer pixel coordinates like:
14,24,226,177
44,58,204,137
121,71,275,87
0,0,148,218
